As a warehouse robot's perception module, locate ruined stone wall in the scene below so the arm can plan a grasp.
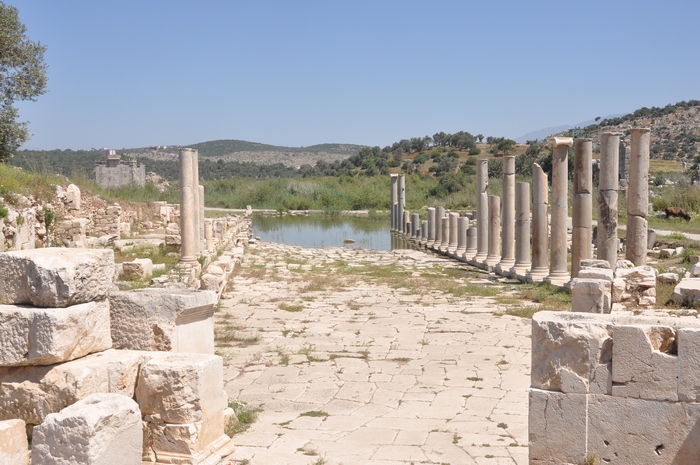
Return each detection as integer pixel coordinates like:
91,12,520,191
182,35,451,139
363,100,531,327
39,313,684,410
95,160,145,189
530,311,700,464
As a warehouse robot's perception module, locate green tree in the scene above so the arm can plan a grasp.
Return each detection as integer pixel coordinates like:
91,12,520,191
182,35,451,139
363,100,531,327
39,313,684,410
0,3,47,162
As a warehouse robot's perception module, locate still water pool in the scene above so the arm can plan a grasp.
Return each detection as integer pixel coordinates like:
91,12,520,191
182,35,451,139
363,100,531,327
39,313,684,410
252,215,416,251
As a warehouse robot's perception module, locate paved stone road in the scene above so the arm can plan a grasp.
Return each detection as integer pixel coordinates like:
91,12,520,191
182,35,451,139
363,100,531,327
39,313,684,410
218,242,531,465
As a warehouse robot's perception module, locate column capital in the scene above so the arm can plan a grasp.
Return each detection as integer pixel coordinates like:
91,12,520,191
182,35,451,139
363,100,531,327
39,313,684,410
548,137,574,148
630,127,651,135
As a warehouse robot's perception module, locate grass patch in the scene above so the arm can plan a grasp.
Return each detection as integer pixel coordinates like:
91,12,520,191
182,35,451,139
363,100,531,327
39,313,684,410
504,305,540,319
519,282,571,311
279,303,303,312
226,400,263,436
299,410,329,418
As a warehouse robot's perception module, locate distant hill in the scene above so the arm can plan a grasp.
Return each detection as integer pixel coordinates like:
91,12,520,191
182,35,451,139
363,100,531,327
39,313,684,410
514,115,623,143
122,140,363,167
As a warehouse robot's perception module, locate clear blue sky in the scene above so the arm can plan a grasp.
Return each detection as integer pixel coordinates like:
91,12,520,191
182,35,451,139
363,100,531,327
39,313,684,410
8,0,700,150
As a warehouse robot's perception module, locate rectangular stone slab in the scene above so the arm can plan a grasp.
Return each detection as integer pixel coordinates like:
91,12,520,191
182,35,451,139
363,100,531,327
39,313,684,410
529,389,587,464
0,349,145,426
0,248,114,308
109,288,216,354
0,300,112,366
0,419,29,465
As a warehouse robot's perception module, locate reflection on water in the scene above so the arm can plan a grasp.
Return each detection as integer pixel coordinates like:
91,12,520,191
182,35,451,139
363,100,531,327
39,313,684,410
252,215,419,251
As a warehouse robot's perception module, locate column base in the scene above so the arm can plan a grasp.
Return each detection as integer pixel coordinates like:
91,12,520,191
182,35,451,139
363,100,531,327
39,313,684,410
483,255,501,272
510,263,531,282
495,259,516,277
425,240,435,249
470,253,488,267
453,247,467,259
527,267,549,283
439,244,450,254
420,238,428,247
544,272,571,287
462,249,477,263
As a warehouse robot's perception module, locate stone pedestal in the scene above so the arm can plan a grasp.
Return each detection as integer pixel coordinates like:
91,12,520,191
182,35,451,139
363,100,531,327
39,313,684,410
496,156,515,276
511,182,532,280
598,132,620,271
626,128,650,266
484,195,501,271
439,217,450,253
472,160,489,265
455,217,468,258
463,227,477,262
528,163,549,283
179,149,198,264
545,137,573,286
390,174,398,231
426,207,436,248
572,139,593,278
446,212,459,256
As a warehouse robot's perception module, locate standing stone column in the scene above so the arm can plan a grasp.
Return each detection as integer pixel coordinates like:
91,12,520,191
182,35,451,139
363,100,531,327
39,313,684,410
204,219,213,252
598,132,620,271
411,213,420,240
439,217,450,253
426,207,436,248
403,211,411,237
433,206,445,251
619,140,630,191
511,182,531,280
572,139,593,278
545,137,573,286
390,174,398,231
627,128,651,265
191,150,201,254
484,195,501,271
420,221,428,246
446,212,459,256
528,164,549,282
199,185,205,252
463,227,478,262
455,216,468,259
471,159,489,265
496,156,516,275
398,175,406,235
179,148,197,264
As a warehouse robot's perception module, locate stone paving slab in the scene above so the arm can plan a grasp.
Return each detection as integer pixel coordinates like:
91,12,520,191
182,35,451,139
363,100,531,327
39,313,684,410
218,242,531,465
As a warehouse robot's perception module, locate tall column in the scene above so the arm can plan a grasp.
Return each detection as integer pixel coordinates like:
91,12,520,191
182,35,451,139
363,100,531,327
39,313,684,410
528,164,549,282
397,175,406,235
179,148,197,264
484,195,501,271
411,213,420,240
433,206,445,251
572,139,593,278
626,128,651,265
545,137,573,286
390,174,398,231
455,216,468,259
191,150,201,254
426,207,436,248
472,159,489,265
446,212,459,256
463,227,478,262
598,132,620,271
510,182,531,280
420,221,428,246
619,140,630,191
439,217,450,253
199,185,205,252
496,156,516,275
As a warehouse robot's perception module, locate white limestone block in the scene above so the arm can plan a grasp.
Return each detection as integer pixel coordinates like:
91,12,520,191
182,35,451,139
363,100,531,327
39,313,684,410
678,328,700,402
657,272,679,284
579,259,611,269
0,349,145,426
122,258,153,280
587,395,700,464
0,419,28,465
570,278,607,313
109,288,216,354
31,393,141,465
529,389,586,464
674,278,700,306
531,312,612,393
65,184,81,211
578,268,614,282
136,353,226,424
0,300,111,366
0,248,114,308
611,325,678,401
144,409,234,465
690,263,700,277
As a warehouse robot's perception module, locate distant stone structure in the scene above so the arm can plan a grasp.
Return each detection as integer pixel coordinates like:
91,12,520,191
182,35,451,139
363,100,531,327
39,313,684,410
95,148,145,189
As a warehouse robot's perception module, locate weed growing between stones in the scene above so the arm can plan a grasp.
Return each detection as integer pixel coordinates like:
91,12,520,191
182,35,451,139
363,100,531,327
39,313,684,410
227,400,263,436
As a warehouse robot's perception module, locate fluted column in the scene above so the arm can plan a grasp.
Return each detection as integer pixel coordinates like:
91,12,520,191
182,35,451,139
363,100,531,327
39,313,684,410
572,139,593,278
446,212,459,256
545,137,573,286
484,195,501,271
426,207,436,248
455,216,468,258
179,148,197,264
626,128,651,265
472,159,489,265
511,182,531,280
496,156,515,275
527,164,549,282
390,174,398,231
598,132,620,271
